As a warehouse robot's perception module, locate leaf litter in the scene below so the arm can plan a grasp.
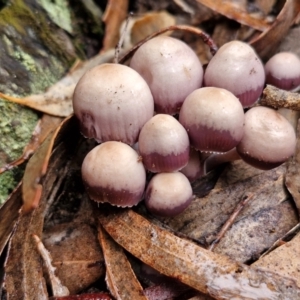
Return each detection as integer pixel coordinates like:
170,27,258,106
1,0,300,299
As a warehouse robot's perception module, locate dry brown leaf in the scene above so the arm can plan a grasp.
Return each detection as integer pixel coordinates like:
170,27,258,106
161,161,297,262
253,233,300,287
251,0,300,60
0,50,115,117
195,0,270,31
286,120,300,215
43,221,104,295
127,11,176,47
0,115,63,174
50,294,113,300
98,226,147,300
3,116,84,299
0,182,22,256
102,0,129,51
21,116,69,213
97,208,300,299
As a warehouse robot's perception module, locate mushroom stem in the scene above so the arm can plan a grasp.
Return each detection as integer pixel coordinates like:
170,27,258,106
204,148,241,173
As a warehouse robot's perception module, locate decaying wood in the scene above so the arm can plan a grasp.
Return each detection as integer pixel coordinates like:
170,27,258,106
260,85,300,110
97,208,300,299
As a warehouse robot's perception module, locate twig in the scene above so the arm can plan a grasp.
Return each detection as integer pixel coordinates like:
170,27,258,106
119,24,218,64
259,85,300,110
33,234,70,297
208,192,255,251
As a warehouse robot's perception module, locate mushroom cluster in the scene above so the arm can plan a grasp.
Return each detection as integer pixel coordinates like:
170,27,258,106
73,36,297,217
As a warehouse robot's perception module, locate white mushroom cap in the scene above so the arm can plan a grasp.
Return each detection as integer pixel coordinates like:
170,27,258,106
236,106,296,170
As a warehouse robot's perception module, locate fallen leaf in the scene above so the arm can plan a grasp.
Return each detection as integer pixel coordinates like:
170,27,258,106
50,294,112,300
98,225,147,300
286,120,300,215
102,0,129,51
21,116,69,213
195,0,270,31
43,221,104,295
97,208,300,299
3,116,85,298
250,0,300,59
253,233,300,287
0,50,115,117
0,182,22,256
161,161,297,262
128,11,176,47
0,114,63,174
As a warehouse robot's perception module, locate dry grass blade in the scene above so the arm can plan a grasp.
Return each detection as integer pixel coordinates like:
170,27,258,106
97,208,300,299
98,225,147,300
194,0,270,31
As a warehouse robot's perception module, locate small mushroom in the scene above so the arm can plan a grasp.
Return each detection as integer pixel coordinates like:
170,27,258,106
204,40,265,107
130,35,203,115
138,114,190,173
179,87,245,153
145,172,193,217
82,141,146,207
265,52,300,91
236,106,296,170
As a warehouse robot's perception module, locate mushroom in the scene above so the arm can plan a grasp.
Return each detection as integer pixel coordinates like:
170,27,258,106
138,114,190,173
145,172,193,217
204,40,265,107
265,52,300,92
180,147,203,182
236,106,296,170
179,87,245,153
81,141,146,207
72,63,154,145
130,35,203,115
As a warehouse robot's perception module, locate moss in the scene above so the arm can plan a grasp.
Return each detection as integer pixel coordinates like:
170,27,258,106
0,168,24,204
36,0,73,34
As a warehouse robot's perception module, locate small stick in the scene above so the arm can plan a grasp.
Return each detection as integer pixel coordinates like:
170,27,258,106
33,234,70,297
208,192,255,251
119,24,218,64
259,85,300,110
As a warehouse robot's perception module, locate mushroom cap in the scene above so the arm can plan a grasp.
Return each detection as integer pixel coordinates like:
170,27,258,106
138,114,190,172
82,141,146,207
73,63,154,145
145,172,193,217
204,40,265,107
236,106,296,170
130,35,203,115
265,52,300,91
179,87,245,152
